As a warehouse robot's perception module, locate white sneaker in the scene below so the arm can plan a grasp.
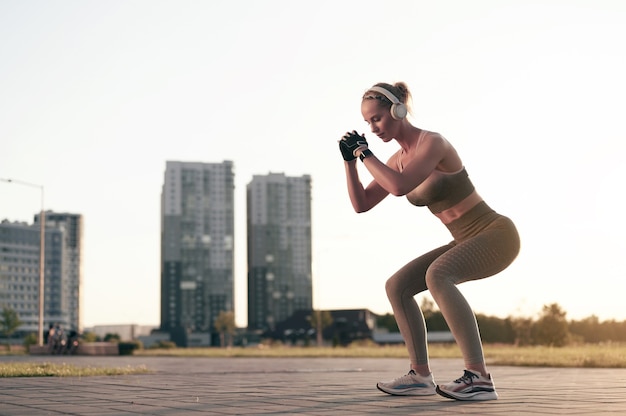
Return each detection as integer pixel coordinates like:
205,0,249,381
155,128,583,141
376,369,436,396
436,369,498,401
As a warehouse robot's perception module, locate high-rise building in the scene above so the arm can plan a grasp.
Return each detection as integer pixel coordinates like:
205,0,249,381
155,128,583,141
160,161,235,346
0,212,83,334
38,212,83,333
247,173,312,332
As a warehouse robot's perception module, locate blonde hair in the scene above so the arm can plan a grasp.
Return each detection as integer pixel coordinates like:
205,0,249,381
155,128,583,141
362,82,413,115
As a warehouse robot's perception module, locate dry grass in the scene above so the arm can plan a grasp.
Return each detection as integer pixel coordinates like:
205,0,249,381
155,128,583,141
0,362,150,378
484,344,626,368
135,343,626,368
3,343,623,377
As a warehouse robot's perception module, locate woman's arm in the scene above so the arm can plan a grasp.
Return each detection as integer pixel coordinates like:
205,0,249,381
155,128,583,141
344,158,390,213
361,134,448,196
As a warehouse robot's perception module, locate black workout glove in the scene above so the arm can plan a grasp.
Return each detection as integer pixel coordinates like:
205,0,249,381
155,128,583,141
339,140,356,161
339,131,368,161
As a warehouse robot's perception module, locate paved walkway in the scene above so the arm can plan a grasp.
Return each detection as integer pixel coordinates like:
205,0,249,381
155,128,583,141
1,355,625,415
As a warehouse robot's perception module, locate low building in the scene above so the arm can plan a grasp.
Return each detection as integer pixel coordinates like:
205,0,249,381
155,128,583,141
266,308,377,346
83,324,157,341
373,329,455,344
266,308,455,346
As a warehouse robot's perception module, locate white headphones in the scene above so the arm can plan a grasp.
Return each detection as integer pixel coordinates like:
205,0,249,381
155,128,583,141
368,86,408,120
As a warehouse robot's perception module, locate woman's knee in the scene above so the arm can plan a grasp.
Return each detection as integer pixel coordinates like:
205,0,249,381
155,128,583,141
384,275,399,300
425,267,453,295
386,273,428,303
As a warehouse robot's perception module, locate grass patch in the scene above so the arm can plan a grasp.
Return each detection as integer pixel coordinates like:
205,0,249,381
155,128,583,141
136,344,430,358
484,344,626,368
4,343,623,378
0,349,26,356
135,343,626,368
0,362,151,378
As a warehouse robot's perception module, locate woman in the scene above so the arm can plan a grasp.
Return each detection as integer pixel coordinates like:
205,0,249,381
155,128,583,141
339,82,520,401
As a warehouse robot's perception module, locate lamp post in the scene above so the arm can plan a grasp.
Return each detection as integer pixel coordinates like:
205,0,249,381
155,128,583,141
0,178,45,346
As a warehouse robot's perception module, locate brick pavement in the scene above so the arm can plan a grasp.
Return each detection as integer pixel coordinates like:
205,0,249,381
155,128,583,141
1,355,625,415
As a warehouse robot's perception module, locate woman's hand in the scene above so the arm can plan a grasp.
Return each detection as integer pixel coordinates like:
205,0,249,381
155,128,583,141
339,130,368,160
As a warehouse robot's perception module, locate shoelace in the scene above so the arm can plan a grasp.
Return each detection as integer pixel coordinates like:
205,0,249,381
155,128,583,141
394,370,416,381
389,369,418,384
454,370,479,385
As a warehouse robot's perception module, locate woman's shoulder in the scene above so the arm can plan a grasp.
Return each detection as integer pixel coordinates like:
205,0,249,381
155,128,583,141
420,129,445,141
386,148,404,172
417,129,450,152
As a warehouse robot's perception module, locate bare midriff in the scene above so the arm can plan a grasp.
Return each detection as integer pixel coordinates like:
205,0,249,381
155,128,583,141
434,191,483,224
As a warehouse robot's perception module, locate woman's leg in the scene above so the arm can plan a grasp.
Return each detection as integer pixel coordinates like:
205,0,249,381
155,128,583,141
385,244,454,375
426,217,520,374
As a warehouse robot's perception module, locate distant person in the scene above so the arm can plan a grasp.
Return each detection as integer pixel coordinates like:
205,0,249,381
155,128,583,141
338,82,520,401
46,324,56,353
54,325,67,354
65,330,79,355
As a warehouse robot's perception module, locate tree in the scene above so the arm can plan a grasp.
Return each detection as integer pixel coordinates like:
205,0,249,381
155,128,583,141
376,313,399,332
104,333,121,342
533,303,570,346
214,311,236,347
0,307,22,350
421,297,449,331
569,315,601,343
23,333,38,348
308,310,333,346
82,331,100,342
476,314,516,343
420,297,437,320
510,316,534,346
568,315,626,343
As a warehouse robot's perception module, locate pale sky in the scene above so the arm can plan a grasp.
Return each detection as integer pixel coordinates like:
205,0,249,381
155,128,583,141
1,0,625,329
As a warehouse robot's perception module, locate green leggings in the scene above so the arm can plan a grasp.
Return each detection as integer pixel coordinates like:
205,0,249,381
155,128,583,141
385,202,520,367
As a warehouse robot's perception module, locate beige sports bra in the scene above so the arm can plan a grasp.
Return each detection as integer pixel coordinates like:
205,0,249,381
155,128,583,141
399,131,475,213
405,167,474,213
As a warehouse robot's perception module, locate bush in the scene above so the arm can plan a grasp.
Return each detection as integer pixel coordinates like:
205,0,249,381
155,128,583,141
81,332,99,342
23,333,37,348
118,341,143,355
104,333,121,343
348,338,378,348
150,341,176,350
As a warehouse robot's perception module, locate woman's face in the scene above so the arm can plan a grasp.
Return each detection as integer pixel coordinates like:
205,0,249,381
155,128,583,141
361,99,397,142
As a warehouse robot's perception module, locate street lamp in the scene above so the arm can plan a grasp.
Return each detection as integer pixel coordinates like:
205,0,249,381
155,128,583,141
0,178,45,346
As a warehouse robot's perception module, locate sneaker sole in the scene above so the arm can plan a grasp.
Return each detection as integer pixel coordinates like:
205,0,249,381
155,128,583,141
436,385,498,401
377,383,436,396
